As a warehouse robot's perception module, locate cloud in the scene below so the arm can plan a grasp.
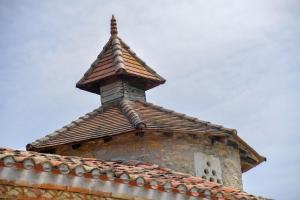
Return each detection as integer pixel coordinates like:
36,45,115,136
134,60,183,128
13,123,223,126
0,0,299,198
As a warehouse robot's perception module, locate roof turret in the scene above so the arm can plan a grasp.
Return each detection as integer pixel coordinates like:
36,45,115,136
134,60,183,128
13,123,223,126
76,15,165,96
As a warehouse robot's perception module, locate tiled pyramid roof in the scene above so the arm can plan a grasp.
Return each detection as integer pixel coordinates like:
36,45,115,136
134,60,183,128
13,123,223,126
27,100,235,149
0,147,267,200
27,99,265,172
76,16,165,94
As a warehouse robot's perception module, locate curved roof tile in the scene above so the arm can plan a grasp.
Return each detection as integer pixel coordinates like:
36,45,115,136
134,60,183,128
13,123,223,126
27,100,265,172
0,147,266,200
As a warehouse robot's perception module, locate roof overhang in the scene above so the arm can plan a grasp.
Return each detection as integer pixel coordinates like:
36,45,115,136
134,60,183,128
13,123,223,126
76,74,165,95
0,147,267,199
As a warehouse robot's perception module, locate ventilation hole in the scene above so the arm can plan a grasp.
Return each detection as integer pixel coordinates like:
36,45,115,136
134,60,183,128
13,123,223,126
212,170,216,176
201,175,207,179
209,177,214,182
217,179,222,184
204,168,209,175
206,161,211,167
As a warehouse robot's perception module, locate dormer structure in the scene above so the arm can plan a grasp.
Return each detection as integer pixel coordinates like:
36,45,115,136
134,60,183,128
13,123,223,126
27,16,265,191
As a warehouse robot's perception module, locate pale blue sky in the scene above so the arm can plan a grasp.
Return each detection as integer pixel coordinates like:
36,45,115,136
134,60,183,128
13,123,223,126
0,1,299,199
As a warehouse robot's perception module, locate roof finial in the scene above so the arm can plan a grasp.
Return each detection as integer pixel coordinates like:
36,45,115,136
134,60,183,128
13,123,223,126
110,15,118,36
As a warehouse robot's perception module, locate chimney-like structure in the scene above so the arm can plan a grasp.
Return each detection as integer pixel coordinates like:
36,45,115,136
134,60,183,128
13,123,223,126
76,15,165,106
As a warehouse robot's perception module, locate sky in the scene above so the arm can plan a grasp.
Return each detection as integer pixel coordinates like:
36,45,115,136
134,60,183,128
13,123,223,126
0,0,299,199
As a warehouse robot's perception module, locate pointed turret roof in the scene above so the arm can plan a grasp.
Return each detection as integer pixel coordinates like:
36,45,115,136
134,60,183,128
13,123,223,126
76,15,165,94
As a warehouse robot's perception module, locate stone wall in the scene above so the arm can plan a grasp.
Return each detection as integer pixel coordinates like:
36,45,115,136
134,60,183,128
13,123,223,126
55,132,243,190
0,181,148,200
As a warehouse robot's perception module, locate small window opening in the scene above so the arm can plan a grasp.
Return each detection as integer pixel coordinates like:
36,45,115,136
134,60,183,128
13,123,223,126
194,152,223,185
212,170,216,176
206,161,211,167
204,168,209,175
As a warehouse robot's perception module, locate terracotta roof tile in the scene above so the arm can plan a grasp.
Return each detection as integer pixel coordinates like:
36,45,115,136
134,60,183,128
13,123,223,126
27,100,265,172
76,36,165,94
0,147,267,199
27,100,233,149
28,105,135,149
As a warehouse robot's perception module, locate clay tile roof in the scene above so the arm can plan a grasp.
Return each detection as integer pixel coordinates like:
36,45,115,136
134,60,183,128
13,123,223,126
27,100,265,172
130,100,234,134
76,16,165,94
27,100,235,150
27,105,135,150
0,147,267,200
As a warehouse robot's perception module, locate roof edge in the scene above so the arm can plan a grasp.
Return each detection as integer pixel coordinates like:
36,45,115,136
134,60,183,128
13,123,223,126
134,100,265,172
0,147,268,200
26,107,103,151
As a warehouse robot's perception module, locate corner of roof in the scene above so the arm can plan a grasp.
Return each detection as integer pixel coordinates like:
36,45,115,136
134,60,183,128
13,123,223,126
76,38,114,87
27,107,103,150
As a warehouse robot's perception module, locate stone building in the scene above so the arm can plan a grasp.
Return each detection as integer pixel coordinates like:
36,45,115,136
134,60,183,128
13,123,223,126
0,16,267,200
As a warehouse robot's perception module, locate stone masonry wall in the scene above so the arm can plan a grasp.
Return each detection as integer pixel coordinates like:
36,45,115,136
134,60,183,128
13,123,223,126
55,132,243,190
0,181,148,200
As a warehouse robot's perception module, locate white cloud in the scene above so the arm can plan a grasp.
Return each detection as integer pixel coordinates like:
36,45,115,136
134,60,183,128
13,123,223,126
0,0,299,199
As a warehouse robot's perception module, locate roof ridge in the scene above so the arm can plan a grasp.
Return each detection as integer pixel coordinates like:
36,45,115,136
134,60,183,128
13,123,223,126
111,36,127,74
119,99,146,129
137,101,236,134
27,107,103,150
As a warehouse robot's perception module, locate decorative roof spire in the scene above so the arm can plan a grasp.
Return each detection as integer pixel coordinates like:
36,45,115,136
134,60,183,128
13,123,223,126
76,15,166,95
110,15,118,36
